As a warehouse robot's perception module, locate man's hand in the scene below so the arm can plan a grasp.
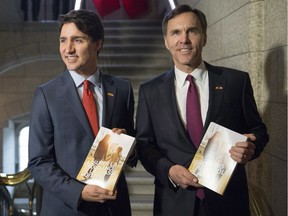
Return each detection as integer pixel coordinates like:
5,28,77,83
229,133,256,164
168,165,202,189
112,128,127,134
81,185,117,203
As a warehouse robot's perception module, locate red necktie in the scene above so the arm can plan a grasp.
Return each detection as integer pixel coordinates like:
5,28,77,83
186,75,205,199
83,80,99,136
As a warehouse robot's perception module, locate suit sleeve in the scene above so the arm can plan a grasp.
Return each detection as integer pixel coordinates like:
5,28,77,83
242,73,269,159
125,83,138,167
28,87,84,213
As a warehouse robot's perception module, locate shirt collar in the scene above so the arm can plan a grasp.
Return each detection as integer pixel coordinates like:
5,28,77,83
174,61,207,87
69,69,101,88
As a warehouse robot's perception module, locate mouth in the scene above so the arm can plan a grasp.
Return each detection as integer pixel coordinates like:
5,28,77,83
178,47,192,52
66,56,78,63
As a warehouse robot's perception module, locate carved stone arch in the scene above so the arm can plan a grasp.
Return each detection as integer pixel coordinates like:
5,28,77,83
0,55,64,136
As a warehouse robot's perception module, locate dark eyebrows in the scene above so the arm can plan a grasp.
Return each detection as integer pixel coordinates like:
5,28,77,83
71,36,88,41
168,26,200,35
59,35,88,40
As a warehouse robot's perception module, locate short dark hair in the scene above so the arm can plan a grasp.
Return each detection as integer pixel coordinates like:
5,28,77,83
162,5,207,36
58,9,104,43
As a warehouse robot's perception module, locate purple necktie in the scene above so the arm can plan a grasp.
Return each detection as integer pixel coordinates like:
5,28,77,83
186,75,203,147
186,75,205,199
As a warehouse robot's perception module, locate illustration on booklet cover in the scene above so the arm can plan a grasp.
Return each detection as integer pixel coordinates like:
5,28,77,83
77,127,135,191
188,122,247,195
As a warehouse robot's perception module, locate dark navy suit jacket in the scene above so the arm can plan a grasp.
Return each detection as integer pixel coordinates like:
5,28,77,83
28,70,135,216
136,62,269,216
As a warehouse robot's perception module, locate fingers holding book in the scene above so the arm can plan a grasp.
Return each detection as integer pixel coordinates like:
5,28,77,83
81,184,117,203
229,134,256,164
168,165,203,189
111,128,127,135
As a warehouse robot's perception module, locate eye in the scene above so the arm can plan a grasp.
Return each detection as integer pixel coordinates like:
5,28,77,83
171,30,180,36
59,38,66,43
188,28,199,34
74,38,83,43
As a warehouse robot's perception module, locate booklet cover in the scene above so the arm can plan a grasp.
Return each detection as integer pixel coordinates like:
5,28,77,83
76,127,135,191
188,122,247,195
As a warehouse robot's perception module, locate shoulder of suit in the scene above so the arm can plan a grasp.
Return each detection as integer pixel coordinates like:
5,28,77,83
101,73,131,87
37,70,69,89
205,62,248,77
140,69,173,87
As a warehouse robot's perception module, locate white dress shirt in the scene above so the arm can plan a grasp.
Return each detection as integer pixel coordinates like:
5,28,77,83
174,61,209,128
69,70,103,127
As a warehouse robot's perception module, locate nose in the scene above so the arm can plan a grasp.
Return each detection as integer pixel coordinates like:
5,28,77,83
65,41,75,53
180,32,190,44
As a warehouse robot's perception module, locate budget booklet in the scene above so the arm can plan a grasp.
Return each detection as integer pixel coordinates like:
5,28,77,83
188,122,247,195
76,127,135,191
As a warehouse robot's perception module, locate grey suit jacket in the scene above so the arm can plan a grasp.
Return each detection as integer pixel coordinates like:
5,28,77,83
136,62,268,216
28,70,135,216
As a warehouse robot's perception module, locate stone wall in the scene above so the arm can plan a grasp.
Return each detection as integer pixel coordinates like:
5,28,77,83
178,0,287,215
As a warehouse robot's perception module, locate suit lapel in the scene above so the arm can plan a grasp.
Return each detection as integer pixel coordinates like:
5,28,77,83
158,70,191,143
204,62,226,131
101,73,116,127
158,70,177,120
61,71,95,138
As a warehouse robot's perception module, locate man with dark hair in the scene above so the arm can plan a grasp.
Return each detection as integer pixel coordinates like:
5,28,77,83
28,9,136,216
136,4,268,216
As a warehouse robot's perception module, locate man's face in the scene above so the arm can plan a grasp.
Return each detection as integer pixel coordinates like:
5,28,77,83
164,12,207,72
59,22,102,76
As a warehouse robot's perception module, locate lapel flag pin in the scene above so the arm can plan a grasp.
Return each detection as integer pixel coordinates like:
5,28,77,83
215,86,223,90
107,92,114,97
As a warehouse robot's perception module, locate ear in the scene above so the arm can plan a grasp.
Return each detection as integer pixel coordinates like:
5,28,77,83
94,39,103,52
164,36,169,51
202,34,207,47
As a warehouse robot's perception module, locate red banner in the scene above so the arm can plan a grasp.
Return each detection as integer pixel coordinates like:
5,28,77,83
93,0,121,17
121,0,149,18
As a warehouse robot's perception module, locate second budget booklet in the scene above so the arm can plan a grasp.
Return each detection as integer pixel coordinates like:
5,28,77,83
76,127,135,191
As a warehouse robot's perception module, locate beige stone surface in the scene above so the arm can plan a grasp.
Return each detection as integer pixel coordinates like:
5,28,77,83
0,31,23,51
263,102,287,161
39,42,60,55
248,1,264,52
0,50,17,70
22,60,64,77
203,22,223,61
264,0,287,49
15,43,40,59
194,0,249,26
222,7,249,57
248,152,286,216
208,53,250,73
263,47,287,103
